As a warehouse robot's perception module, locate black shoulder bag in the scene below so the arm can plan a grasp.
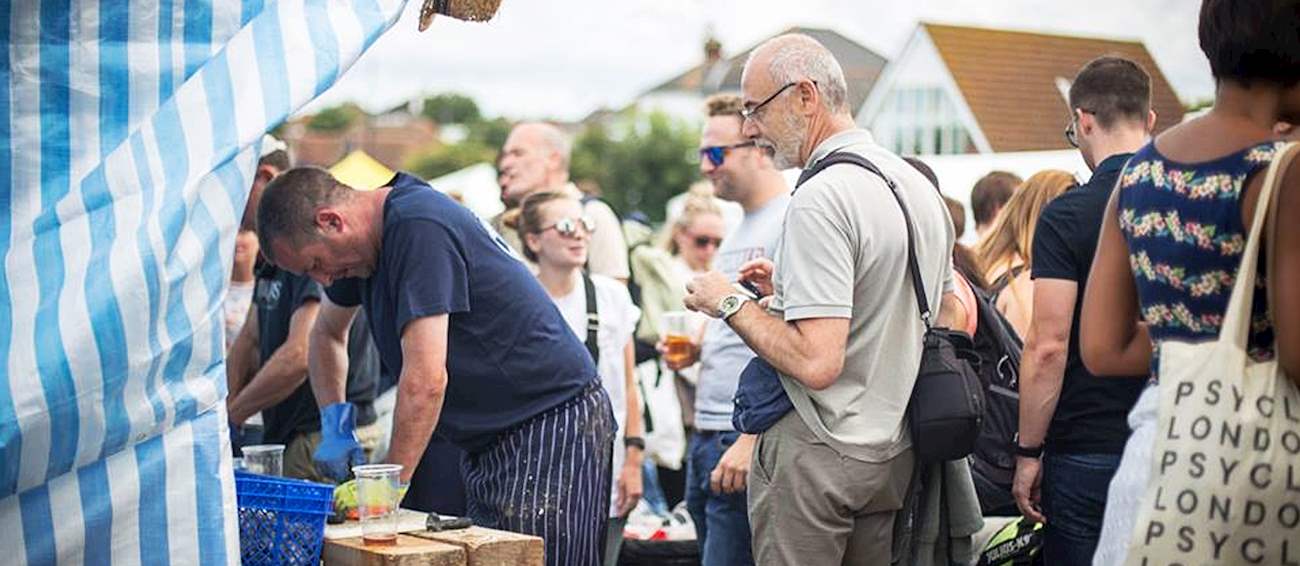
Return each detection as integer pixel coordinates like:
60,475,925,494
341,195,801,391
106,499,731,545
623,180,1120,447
798,152,985,463
582,272,600,365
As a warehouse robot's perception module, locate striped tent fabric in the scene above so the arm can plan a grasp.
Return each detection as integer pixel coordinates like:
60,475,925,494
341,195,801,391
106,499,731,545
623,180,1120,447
1,1,406,563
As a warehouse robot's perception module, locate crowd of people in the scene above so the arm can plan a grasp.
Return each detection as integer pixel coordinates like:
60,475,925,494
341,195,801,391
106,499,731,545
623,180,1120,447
222,1,1300,564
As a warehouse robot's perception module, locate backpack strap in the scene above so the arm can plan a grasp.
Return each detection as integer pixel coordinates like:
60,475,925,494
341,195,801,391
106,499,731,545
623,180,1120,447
583,272,600,366
796,152,932,328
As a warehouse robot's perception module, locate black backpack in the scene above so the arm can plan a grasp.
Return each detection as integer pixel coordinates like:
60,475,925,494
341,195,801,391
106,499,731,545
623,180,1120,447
967,278,1024,503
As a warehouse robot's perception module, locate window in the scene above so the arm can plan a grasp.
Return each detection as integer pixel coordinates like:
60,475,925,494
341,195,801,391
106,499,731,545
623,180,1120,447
882,87,970,155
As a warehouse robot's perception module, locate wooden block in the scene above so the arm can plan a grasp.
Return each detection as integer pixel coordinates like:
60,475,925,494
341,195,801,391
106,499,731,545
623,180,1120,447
322,534,466,566
409,526,544,566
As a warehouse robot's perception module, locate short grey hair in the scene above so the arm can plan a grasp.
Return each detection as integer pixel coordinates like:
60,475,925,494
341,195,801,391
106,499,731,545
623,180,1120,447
518,122,572,170
749,34,851,113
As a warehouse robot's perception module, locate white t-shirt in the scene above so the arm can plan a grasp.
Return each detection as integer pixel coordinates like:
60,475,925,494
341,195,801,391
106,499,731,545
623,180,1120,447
552,271,641,517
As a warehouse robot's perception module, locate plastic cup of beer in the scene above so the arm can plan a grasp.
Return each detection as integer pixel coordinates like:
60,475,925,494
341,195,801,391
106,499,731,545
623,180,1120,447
662,311,693,366
354,464,403,545
241,444,285,476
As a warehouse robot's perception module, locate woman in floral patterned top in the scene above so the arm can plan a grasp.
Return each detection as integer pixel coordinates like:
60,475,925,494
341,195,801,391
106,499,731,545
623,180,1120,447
1078,1,1300,564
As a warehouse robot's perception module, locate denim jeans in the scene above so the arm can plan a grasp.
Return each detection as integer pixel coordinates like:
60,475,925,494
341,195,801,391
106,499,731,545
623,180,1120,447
1040,452,1122,566
685,430,754,566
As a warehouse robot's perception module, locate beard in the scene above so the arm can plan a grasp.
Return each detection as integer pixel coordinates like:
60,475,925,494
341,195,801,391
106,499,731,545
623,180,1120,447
766,111,807,170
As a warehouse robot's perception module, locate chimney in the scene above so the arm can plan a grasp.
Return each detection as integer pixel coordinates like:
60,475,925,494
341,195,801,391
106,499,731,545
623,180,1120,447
704,37,722,64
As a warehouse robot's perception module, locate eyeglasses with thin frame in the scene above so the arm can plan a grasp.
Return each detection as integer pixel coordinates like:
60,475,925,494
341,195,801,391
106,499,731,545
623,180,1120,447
538,216,596,238
740,80,816,122
1064,108,1093,148
698,141,757,166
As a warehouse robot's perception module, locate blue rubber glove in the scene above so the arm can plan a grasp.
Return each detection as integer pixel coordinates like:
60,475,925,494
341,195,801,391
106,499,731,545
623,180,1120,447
314,402,366,483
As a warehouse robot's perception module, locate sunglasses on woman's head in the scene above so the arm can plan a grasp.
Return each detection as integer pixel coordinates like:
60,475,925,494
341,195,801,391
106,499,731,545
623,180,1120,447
699,141,757,167
539,216,597,237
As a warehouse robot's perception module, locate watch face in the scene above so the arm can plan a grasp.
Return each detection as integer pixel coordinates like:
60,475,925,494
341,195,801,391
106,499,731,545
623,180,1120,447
722,296,739,310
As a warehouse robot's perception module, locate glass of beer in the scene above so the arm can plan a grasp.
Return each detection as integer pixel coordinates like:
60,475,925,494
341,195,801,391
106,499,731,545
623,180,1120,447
353,464,404,545
662,311,693,366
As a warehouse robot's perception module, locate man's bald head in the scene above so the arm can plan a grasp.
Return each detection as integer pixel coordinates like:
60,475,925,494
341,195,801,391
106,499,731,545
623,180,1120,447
743,34,851,114
499,122,572,204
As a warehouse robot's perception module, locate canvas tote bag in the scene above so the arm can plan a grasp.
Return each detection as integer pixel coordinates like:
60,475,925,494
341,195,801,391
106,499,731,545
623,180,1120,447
1123,142,1300,565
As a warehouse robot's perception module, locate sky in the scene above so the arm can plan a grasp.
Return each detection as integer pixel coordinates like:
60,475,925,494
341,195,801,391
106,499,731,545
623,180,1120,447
301,0,1212,122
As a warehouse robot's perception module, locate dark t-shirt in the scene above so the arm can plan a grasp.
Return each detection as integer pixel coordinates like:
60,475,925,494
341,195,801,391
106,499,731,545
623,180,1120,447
255,266,381,445
326,172,597,452
1030,153,1148,454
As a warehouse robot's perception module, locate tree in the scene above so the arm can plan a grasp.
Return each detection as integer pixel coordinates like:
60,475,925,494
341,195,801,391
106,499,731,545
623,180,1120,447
307,102,364,132
404,141,496,180
571,110,699,222
420,93,481,125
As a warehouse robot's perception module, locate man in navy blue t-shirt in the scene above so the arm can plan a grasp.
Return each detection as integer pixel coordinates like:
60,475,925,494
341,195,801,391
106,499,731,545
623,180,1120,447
257,167,615,566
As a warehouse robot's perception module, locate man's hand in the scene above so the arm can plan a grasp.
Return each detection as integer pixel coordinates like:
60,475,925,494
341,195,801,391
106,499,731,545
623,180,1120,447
737,258,775,298
313,402,367,483
1012,456,1045,524
684,272,735,318
615,448,644,516
710,433,756,494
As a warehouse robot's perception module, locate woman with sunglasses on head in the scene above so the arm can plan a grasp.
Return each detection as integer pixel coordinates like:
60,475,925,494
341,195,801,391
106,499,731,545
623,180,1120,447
516,191,645,566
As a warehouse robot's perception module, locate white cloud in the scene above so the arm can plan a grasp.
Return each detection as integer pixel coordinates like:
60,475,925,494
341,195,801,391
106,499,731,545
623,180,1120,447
305,0,1213,121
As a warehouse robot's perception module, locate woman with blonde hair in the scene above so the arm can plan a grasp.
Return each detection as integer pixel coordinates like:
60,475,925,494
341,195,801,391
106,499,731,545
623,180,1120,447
976,170,1076,336
629,187,727,516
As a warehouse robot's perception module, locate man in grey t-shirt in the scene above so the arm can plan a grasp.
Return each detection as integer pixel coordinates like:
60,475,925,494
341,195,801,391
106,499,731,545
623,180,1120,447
684,35,955,565
667,93,789,566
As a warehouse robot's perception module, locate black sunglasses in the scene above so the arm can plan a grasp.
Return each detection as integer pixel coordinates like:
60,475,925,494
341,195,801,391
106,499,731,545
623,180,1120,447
699,141,757,167
691,235,723,249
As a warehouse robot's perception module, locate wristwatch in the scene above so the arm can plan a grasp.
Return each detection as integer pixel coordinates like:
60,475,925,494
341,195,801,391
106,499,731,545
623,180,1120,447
718,294,750,321
1013,433,1044,459
623,436,645,450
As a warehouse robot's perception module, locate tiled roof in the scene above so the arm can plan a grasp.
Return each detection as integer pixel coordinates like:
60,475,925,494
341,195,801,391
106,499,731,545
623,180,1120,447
647,27,888,113
923,23,1185,152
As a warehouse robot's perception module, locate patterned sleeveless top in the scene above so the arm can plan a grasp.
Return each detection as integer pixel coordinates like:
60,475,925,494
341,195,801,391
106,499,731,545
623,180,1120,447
1116,140,1284,375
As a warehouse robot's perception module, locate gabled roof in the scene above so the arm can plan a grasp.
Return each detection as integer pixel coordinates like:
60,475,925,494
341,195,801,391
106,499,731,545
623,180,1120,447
645,27,889,113
922,23,1185,152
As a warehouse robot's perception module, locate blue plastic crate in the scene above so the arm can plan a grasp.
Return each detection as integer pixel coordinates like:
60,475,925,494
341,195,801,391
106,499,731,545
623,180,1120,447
235,471,334,566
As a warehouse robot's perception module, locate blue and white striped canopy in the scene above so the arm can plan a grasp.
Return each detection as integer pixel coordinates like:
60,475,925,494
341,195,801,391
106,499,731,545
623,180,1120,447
1,1,405,563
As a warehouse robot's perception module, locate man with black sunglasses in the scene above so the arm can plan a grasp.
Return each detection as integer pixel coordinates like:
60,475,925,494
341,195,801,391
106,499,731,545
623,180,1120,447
667,93,790,566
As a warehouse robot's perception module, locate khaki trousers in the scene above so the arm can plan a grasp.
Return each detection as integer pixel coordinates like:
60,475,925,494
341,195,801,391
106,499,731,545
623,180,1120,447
283,421,385,483
748,411,913,566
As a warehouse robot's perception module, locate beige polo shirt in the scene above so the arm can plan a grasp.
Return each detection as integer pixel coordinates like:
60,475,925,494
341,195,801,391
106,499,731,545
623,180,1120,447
771,129,955,463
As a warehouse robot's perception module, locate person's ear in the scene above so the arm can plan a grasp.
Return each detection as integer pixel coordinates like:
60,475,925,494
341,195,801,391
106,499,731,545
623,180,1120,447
1077,108,1097,137
1146,109,1158,133
254,164,278,186
314,209,344,234
525,232,542,256
796,80,819,116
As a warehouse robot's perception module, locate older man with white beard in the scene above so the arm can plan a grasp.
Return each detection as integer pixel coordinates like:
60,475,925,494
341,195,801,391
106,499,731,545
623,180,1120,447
683,34,957,565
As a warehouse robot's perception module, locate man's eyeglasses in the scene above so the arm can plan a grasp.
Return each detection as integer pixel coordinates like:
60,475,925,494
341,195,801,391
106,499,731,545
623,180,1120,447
740,81,814,122
1064,108,1093,148
699,141,757,166
691,235,723,249
538,216,596,238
